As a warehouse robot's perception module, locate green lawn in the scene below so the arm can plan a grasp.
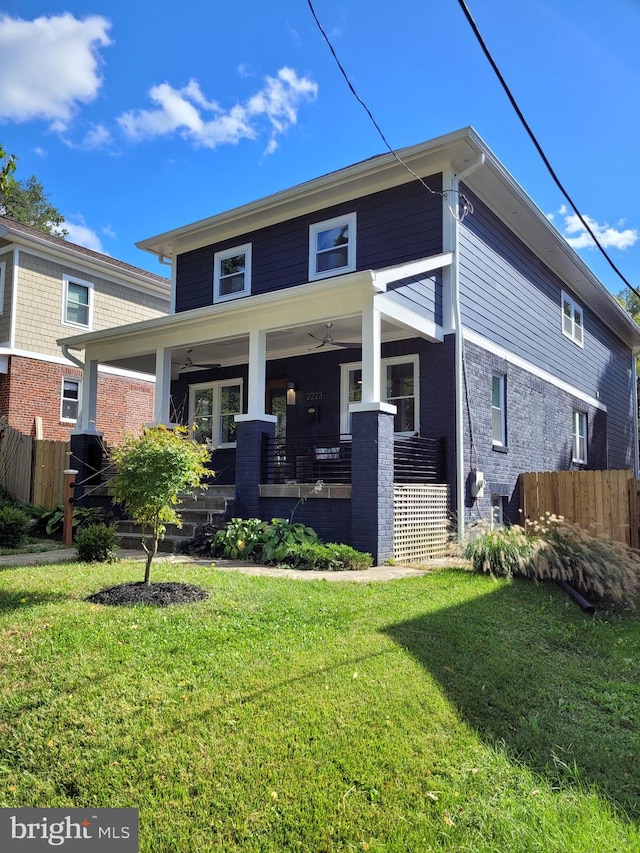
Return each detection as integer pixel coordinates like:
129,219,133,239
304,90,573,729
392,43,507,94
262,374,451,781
1,559,639,852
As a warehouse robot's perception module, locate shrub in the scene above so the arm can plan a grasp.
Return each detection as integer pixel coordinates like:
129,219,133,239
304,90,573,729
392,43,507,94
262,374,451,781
0,506,30,547
523,514,640,608
212,518,267,560
281,542,373,571
75,524,120,563
40,504,102,538
463,522,535,578
260,518,319,564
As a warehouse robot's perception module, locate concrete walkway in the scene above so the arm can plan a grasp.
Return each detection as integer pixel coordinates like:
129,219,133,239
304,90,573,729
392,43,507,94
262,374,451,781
0,547,462,581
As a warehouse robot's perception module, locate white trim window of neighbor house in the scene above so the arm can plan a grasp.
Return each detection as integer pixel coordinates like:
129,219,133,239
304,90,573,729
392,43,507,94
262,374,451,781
340,355,418,435
561,290,584,347
309,213,356,281
62,275,93,328
61,378,81,422
190,379,244,447
213,244,252,302
491,372,506,447
572,410,588,463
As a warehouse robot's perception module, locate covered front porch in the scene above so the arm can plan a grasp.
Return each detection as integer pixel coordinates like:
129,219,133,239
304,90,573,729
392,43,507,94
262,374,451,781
59,255,453,563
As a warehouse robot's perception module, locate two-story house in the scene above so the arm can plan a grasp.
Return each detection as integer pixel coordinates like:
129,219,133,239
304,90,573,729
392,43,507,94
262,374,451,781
59,128,640,563
0,216,170,442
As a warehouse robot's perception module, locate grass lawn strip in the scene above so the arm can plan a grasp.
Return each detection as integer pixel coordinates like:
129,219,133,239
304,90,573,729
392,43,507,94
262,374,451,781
0,560,638,852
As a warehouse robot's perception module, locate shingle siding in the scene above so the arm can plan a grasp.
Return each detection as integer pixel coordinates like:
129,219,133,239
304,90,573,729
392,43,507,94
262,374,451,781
176,173,444,312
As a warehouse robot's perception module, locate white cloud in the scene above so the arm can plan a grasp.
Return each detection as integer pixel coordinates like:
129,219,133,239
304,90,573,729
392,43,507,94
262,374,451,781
118,67,318,152
81,124,112,150
552,205,638,251
0,13,111,130
63,216,107,254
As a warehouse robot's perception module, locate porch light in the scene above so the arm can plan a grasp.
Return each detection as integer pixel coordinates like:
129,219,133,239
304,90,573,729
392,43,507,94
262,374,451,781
286,382,296,406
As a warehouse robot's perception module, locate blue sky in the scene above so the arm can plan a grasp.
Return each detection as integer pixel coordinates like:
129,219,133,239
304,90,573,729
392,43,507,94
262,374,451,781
0,0,639,297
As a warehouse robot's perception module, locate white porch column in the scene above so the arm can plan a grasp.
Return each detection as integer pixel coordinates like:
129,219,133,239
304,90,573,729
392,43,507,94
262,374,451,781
245,328,268,419
153,347,173,425
73,358,99,434
360,301,381,404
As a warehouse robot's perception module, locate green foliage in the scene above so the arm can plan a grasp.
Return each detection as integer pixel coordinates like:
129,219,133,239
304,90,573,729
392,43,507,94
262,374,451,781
40,504,99,538
111,425,211,584
260,518,319,563
463,522,535,578
75,524,120,563
281,542,373,571
0,174,67,237
0,506,30,547
0,143,17,196
212,518,267,560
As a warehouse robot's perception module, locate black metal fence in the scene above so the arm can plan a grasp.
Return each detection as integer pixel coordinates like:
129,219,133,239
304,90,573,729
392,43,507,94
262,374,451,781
261,434,446,485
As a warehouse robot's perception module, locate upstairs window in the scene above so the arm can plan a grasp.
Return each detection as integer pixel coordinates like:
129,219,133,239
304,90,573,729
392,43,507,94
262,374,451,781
309,213,356,281
572,410,587,464
214,244,251,303
63,276,92,328
562,291,584,347
492,372,506,447
61,378,81,422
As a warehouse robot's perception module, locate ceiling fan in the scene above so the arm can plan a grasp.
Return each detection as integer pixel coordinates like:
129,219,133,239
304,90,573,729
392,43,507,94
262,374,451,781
172,348,221,371
308,322,360,350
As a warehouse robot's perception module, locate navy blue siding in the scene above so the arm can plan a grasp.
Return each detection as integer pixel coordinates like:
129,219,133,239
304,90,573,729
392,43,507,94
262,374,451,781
458,186,635,470
385,271,443,327
175,174,443,312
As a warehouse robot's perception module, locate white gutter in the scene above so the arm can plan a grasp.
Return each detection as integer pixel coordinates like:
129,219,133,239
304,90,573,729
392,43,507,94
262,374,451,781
452,153,485,543
61,343,84,370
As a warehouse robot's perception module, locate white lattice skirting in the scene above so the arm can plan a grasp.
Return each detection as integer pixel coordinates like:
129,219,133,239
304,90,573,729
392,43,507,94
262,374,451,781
393,484,450,562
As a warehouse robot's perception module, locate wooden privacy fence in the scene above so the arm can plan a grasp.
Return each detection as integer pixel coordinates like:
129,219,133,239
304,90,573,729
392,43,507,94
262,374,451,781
520,469,638,548
0,420,70,508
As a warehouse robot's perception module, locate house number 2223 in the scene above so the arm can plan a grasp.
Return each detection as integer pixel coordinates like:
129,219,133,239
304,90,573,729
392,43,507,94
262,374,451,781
306,391,323,401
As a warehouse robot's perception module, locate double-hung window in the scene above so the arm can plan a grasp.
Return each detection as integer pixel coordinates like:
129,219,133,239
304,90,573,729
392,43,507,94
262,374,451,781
492,372,506,447
63,276,92,328
340,356,418,435
572,410,587,464
309,213,356,281
190,379,244,447
61,378,81,422
561,291,584,347
213,244,251,303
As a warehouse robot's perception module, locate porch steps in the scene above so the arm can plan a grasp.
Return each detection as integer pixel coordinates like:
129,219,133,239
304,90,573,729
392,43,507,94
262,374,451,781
115,487,235,554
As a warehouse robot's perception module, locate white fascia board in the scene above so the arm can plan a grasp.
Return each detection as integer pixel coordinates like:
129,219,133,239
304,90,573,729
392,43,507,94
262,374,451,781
374,294,443,343
0,347,155,382
58,271,378,362
463,328,607,411
372,252,453,290
137,129,482,258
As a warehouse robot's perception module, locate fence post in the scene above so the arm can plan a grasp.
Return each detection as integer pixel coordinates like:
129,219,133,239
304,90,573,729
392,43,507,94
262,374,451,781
63,469,78,547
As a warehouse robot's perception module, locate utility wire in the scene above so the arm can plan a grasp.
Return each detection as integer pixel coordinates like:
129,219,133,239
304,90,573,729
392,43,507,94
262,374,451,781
306,0,471,222
456,0,639,298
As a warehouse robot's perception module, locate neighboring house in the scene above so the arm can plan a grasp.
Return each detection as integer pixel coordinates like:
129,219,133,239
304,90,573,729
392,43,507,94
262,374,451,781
0,216,170,442
60,127,640,562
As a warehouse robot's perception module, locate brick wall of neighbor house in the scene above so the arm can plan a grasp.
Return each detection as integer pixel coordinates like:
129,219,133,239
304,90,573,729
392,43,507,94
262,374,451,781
14,251,169,358
1,356,154,442
462,340,607,525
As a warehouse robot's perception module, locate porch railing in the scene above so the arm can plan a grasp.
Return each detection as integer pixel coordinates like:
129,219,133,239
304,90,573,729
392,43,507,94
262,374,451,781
261,434,446,485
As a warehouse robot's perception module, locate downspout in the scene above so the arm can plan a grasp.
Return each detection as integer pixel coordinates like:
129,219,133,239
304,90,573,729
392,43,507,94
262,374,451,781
61,343,84,370
452,153,485,545
633,348,639,478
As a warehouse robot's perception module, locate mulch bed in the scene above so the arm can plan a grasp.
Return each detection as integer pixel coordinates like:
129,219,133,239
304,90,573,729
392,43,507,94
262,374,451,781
85,582,209,607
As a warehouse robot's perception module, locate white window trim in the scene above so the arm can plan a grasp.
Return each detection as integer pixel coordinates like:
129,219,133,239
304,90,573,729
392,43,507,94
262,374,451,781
60,377,82,423
62,274,94,330
561,290,584,348
340,354,419,435
189,377,244,448
572,410,588,464
213,243,252,303
309,212,357,281
492,372,506,447
0,262,5,315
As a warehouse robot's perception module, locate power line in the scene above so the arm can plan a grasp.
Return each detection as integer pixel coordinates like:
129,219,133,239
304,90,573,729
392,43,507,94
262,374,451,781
455,0,639,299
306,0,471,222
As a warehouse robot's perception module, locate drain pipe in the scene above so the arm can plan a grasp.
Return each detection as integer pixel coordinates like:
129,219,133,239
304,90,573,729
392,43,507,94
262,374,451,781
61,344,84,370
452,153,484,545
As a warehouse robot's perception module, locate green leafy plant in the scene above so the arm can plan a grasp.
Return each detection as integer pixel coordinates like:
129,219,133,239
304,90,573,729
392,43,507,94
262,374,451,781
0,506,30,547
75,524,120,563
281,542,372,571
463,522,535,578
111,425,211,584
260,518,319,564
40,504,100,538
212,518,267,559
